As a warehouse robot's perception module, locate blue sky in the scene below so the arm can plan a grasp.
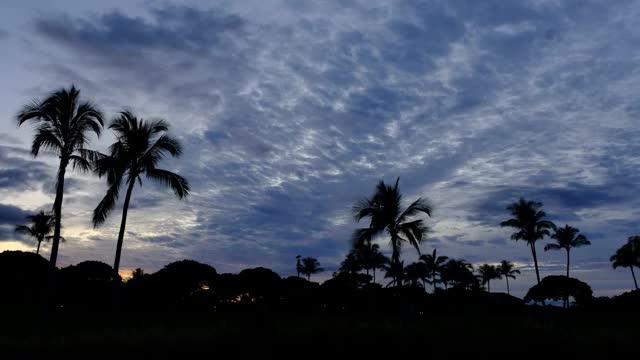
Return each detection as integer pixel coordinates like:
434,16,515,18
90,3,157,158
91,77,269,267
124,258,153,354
1,0,639,297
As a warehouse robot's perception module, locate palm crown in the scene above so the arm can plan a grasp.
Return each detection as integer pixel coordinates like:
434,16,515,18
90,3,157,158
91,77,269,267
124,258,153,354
419,249,448,291
14,211,56,255
545,225,590,252
353,178,432,265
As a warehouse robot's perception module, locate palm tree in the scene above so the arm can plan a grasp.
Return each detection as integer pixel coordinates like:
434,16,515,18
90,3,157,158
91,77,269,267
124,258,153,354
92,111,189,274
339,250,363,274
610,236,640,290
14,211,56,255
356,243,387,283
299,257,323,281
500,198,556,284
17,86,104,267
404,262,428,288
442,259,476,290
497,260,520,295
296,255,302,277
419,249,448,292
477,264,501,293
353,178,432,285
545,224,591,278
383,260,405,288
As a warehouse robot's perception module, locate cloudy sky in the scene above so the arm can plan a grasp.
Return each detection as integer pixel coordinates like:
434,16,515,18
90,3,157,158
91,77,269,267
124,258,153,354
1,0,639,297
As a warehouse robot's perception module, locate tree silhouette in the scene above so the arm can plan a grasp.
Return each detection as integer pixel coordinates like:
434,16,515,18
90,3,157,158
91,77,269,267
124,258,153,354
442,259,476,290
356,243,387,283
419,249,448,292
500,198,555,284
404,262,428,288
296,255,302,278
383,260,405,288
353,178,432,286
477,264,501,293
497,260,520,295
17,86,104,267
545,224,590,278
14,211,56,255
92,111,190,274
610,236,640,290
339,251,363,275
130,268,145,281
524,275,593,307
300,257,323,281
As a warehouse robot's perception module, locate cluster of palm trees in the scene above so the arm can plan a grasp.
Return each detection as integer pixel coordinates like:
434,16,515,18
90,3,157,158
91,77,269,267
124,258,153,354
14,86,189,274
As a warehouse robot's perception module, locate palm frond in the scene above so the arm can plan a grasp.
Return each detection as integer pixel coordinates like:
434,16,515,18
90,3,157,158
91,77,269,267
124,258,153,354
145,168,190,199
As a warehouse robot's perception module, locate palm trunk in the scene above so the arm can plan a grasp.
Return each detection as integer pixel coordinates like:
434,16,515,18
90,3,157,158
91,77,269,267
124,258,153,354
36,237,42,255
307,274,310,281
530,242,541,284
113,179,135,274
433,271,437,292
631,266,638,290
505,277,510,295
487,280,490,293
49,157,67,268
391,236,401,287
373,268,376,283
566,249,570,278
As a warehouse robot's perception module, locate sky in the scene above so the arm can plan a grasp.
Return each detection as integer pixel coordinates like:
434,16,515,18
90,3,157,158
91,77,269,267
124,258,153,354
1,0,639,298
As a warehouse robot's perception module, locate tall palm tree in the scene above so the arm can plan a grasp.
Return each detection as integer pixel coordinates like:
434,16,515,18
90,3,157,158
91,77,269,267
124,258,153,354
500,198,556,284
300,257,323,281
353,178,432,285
356,243,387,283
442,259,476,290
497,260,520,295
610,236,640,290
17,86,104,267
419,249,448,292
92,111,190,274
477,264,501,293
14,211,56,255
544,225,590,278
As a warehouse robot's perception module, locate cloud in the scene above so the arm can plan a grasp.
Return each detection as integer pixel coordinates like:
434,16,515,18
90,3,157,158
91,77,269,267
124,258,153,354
0,0,637,296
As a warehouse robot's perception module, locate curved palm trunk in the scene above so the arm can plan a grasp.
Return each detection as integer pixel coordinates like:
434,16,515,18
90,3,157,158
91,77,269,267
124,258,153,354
49,158,68,268
631,267,638,290
530,242,541,284
113,179,136,275
36,236,42,255
505,277,510,295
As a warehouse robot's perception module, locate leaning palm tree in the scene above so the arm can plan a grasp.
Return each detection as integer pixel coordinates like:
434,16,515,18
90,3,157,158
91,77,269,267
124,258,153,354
545,224,590,278
353,178,432,286
500,198,556,284
17,86,104,267
300,257,323,281
383,260,405,288
92,111,190,274
477,264,501,293
497,260,520,295
419,248,448,292
610,237,640,290
14,211,55,255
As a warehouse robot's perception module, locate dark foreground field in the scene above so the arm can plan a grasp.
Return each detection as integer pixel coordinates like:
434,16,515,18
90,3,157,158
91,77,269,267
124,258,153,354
1,309,638,355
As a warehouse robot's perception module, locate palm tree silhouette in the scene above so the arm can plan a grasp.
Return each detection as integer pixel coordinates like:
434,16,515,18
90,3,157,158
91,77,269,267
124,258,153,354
17,86,104,267
92,111,190,274
383,260,405,288
299,257,323,281
296,255,302,277
500,198,555,284
404,262,428,288
477,264,501,293
14,211,56,255
442,259,475,290
353,178,432,286
610,236,640,290
339,251,363,274
497,260,520,295
544,224,591,278
356,243,387,283
419,249,448,292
